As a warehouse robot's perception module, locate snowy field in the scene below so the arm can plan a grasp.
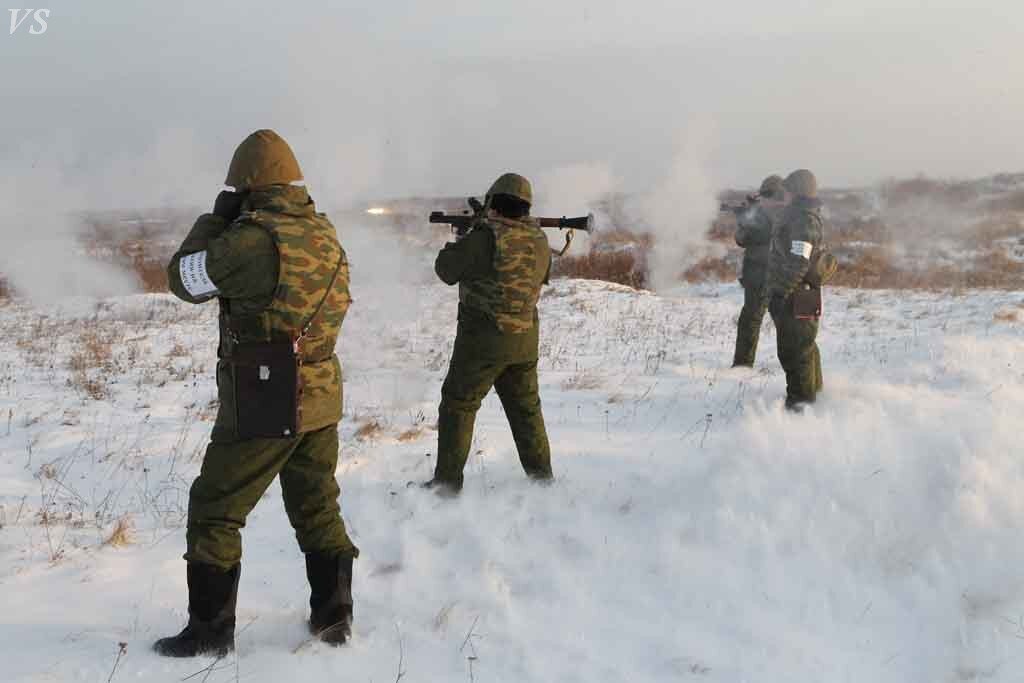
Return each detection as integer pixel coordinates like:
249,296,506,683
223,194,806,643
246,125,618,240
1,273,1023,682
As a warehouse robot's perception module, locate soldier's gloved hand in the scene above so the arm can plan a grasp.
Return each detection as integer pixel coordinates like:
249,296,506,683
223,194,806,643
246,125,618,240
213,190,246,222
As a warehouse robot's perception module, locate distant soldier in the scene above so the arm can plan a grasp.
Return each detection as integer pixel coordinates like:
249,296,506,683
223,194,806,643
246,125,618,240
155,130,359,656
732,174,788,367
764,169,830,411
423,173,553,495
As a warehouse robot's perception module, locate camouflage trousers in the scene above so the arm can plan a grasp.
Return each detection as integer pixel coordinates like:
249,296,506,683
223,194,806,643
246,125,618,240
433,347,552,489
185,425,359,570
733,285,769,367
769,295,823,406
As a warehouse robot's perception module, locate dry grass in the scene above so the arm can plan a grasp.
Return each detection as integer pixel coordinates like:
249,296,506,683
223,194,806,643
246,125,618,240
5,181,1019,302
397,427,427,443
879,176,982,208
972,214,1024,243
102,516,134,548
561,369,605,391
706,215,739,244
553,249,647,289
985,190,1024,214
682,256,736,284
132,256,169,293
66,326,125,401
994,309,1019,323
354,419,385,441
78,214,180,294
166,342,190,358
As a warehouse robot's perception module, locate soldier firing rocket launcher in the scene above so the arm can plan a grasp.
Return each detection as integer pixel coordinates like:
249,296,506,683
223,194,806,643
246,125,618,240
429,197,594,255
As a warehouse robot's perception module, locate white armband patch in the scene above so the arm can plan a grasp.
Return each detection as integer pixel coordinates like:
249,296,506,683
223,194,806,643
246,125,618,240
790,241,813,259
179,251,220,298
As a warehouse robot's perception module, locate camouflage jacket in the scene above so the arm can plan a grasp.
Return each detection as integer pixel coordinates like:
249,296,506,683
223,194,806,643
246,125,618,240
435,215,551,358
765,197,825,299
167,186,350,442
735,202,783,288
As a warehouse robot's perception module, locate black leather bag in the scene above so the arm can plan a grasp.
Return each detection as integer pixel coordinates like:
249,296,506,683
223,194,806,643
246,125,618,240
791,285,823,320
231,340,300,439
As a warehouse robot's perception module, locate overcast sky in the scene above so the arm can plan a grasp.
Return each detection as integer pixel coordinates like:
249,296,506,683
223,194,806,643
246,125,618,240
3,0,1022,208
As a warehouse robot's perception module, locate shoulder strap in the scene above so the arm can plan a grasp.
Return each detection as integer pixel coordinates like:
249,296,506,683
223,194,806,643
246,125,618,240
297,252,345,342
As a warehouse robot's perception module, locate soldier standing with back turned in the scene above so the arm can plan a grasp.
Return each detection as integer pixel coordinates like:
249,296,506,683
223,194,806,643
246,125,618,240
423,173,554,496
764,169,829,411
154,130,359,656
732,174,787,367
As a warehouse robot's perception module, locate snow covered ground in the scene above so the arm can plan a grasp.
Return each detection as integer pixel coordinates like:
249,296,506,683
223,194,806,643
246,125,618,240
1,273,1023,682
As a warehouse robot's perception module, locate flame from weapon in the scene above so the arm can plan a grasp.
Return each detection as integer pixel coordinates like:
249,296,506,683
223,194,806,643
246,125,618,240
366,207,390,216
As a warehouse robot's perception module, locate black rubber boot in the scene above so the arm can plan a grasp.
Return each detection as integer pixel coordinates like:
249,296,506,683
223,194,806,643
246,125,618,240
153,563,239,658
306,552,354,645
420,477,462,498
785,397,812,414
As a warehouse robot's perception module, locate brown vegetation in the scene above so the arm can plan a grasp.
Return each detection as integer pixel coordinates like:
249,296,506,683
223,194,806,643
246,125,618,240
682,256,736,284
354,419,384,441
879,176,982,208
132,254,169,293
67,327,119,401
397,427,427,443
102,516,134,548
6,176,1021,299
553,249,647,289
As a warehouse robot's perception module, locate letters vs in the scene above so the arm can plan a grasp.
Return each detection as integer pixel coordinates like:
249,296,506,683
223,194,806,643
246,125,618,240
8,8,49,35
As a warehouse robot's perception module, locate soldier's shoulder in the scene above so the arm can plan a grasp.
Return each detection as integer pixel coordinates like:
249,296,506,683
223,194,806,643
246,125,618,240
466,224,496,252
486,215,540,231
764,204,787,222
311,210,338,231
782,200,822,222
218,216,276,251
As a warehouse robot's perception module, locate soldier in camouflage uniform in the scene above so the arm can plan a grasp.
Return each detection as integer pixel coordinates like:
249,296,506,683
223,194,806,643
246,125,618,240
764,169,826,411
155,130,359,657
732,175,787,367
424,173,553,496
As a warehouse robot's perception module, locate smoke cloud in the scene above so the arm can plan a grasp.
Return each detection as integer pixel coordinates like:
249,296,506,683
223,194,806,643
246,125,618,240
632,122,721,291
0,130,223,304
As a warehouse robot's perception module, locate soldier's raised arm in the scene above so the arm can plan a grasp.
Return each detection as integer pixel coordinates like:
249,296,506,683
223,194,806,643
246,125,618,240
167,211,230,304
167,212,277,304
735,206,773,248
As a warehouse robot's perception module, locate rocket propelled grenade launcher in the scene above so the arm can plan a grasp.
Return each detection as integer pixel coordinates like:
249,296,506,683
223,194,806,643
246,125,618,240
429,197,594,255
719,193,761,215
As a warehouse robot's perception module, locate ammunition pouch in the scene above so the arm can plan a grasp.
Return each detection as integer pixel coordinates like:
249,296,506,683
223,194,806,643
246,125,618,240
791,285,823,320
228,341,301,439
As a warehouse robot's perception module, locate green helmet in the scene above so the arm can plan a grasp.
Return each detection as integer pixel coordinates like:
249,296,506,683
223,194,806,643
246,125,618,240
783,169,818,198
759,175,785,199
225,129,304,190
486,173,533,206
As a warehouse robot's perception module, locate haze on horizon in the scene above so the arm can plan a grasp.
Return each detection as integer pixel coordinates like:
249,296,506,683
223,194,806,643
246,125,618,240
2,0,1022,210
